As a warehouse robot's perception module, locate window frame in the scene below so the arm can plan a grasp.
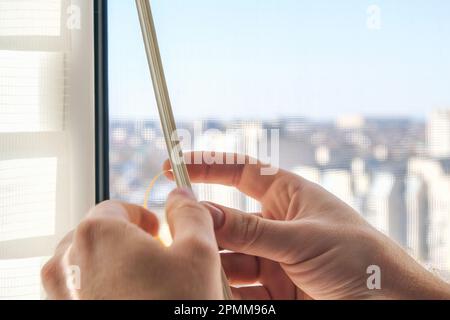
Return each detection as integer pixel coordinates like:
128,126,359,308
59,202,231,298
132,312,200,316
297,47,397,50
94,0,110,204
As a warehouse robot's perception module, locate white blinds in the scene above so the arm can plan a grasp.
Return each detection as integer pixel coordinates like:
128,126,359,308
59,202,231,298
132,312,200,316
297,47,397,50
0,0,95,300
0,51,65,132
0,0,62,37
0,257,48,299
0,158,57,242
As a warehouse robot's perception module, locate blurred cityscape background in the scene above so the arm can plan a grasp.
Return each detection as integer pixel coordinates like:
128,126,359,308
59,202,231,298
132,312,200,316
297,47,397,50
108,0,450,279
110,110,450,275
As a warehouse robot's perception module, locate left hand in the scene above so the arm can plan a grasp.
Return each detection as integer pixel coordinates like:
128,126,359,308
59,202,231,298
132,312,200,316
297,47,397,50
41,188,223,300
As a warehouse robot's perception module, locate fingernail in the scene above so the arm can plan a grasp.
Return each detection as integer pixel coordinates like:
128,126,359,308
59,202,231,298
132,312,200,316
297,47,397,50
170,187,196,200
202,202,225,229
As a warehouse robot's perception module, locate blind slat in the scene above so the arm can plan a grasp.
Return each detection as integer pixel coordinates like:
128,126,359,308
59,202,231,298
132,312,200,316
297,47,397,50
0,0,62,37
0,50,65,133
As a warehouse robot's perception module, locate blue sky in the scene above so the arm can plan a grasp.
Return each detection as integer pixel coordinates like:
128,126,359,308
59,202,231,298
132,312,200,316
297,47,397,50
108,0,450,120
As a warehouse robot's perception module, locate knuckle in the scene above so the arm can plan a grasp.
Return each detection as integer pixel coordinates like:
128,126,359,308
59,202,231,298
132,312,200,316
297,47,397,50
40,258,61,286
180,202,206,214
100,199,118,206
76,219,101,241
74,218,110,251
234,214,263,248
74,218,128,255
168,199,204,215
96,200,121,211
168,201,211,225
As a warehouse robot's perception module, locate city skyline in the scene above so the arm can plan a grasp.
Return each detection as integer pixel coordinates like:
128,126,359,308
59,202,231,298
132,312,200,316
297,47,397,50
107,0,450,277
109,110,450,273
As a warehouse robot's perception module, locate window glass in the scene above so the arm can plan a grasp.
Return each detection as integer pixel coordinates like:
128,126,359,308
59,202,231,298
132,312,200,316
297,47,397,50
108,0,450,274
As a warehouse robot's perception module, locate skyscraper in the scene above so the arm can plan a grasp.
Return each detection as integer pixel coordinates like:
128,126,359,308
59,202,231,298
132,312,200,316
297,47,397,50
405,174,429,261
194,121,262,212
428,110,450,158
408,157,450,270
366,172,406,246
428,174,450,271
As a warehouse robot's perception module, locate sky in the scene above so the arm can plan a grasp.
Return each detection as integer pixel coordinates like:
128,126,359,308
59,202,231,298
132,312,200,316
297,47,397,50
108,0,450,121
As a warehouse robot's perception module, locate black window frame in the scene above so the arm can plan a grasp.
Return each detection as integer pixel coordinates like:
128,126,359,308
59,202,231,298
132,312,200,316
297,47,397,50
94,0,110,203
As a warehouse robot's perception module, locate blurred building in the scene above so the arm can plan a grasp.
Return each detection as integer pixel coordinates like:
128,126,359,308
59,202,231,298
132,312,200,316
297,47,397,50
366,172,406,246
428,172,450,271
336,115,365,130
408,157,450,270
428,110,450,158
351,158,371,215
194,121,262,212
292,166,321,184
322,169,355,209
405,173,428,260
108,109,450,273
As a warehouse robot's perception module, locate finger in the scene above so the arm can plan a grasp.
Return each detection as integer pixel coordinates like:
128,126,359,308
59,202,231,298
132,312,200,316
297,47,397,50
231,286,271,300
163,151,288,201
221,252,297,299
204,203,295,264
88,200,159,236
41,231,75,300
257,257,297,300
221,252,260,285
165,188,216,246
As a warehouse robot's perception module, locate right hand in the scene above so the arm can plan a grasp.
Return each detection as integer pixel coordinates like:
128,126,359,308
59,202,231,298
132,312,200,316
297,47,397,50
164,152,450,300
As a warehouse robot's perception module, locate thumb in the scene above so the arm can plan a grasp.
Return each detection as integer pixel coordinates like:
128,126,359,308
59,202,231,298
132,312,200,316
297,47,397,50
166,188,216,247
202,203,295,264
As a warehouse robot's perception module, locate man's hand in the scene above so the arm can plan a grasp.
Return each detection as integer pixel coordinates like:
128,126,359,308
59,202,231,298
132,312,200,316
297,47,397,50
165,152,450,300
41,189,223,300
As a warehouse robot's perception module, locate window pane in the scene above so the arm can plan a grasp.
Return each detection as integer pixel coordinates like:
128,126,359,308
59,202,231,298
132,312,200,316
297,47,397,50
108,0,450,273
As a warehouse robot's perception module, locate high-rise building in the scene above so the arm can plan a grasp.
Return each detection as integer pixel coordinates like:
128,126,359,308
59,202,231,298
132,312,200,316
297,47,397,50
336,115,365,130
366,172,406,246
428,110,450,158
322,169,355,209
405,174,428,261
407,157,450,270
428,174,450,271
292,166,321,185
194,121,262,212
351,158,371,215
